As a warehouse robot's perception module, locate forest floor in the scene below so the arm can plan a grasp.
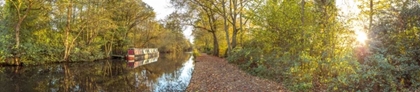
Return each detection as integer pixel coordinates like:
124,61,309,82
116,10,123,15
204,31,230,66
186,53,287,92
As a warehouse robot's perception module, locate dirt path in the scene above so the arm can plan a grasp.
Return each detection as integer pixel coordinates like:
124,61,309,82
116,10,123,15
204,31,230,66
187,53,287,92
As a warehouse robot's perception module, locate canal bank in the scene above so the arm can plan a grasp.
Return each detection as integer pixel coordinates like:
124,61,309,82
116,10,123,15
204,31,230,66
187,53,287,91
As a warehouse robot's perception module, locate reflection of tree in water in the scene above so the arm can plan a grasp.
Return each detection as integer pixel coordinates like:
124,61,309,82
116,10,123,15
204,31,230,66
0,53,192,91
144,53,191,75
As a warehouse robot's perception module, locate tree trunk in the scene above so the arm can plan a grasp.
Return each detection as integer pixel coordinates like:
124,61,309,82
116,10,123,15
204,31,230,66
229,0,240,50
205,38,209,52
13,21,22,65
301,0,305,24
231,12,238,49
369,0,373,31
222,0,231,57
14,24,20,51
235,0,244,50
211,31,219,57
300,0,305,50
105,31,115,58
64,0,73,61
231,30,238,49
12,0,33,65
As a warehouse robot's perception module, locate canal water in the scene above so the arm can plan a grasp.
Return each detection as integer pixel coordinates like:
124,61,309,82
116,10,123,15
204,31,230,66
0,53,194,92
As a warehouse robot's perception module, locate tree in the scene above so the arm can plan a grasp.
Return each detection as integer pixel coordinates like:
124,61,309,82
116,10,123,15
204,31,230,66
171,0,222,56
63,0,72,61
109,0,155,55
357,0,420,90
228,0,358,91
5,0,34,65
2,0,57,65
0,0,169,64
221,0,230,57
216,0,255,56
0,1,7,62
227,0,244,50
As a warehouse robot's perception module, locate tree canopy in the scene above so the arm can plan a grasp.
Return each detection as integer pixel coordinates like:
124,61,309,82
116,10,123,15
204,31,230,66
0,0,191,65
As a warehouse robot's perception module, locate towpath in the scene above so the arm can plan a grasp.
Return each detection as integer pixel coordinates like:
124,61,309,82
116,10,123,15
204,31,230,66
187,53,287,92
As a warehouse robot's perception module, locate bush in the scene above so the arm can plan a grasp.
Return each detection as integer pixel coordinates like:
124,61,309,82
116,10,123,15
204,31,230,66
192,48,201,57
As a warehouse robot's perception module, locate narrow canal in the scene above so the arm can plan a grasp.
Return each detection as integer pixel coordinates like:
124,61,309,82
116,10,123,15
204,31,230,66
0,53,194,92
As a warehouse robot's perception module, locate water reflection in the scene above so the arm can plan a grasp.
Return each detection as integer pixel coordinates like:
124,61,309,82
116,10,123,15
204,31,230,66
127,56,159,69
0,53,194,92
153,56,194,92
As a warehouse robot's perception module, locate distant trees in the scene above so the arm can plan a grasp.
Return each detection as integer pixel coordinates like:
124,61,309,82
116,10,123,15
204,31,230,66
161,12,191,53
171,0,251,57
0,0,191,65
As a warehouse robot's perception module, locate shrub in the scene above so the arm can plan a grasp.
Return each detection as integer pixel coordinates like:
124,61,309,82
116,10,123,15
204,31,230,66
192,48,201,57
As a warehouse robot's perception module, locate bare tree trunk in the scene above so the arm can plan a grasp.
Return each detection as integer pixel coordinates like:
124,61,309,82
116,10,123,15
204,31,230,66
231,25,241,50
231,33,237,47
64,0,73,61
14,23,21,52
237,0,243,49
13,20,22,65
211,31,219,57
230,0,244,50
209,8,219,57
300,0,305,50
222,0,231,57
369,0,373,31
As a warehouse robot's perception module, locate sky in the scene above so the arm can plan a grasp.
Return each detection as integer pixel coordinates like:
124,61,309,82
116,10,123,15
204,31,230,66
143,0,194,43
336,0,368,44
336,0,363,30
0,0,4,6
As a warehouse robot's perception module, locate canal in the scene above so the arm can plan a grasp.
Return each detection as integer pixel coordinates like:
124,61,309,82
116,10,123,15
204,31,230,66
0,53,194,92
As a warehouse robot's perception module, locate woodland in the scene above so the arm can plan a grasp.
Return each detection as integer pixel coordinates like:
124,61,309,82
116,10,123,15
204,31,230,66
0,0,191,65
1,0,420,91
172,0,420,91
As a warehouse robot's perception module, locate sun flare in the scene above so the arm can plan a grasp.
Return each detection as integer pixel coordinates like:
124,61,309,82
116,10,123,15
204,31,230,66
355,31,368,45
